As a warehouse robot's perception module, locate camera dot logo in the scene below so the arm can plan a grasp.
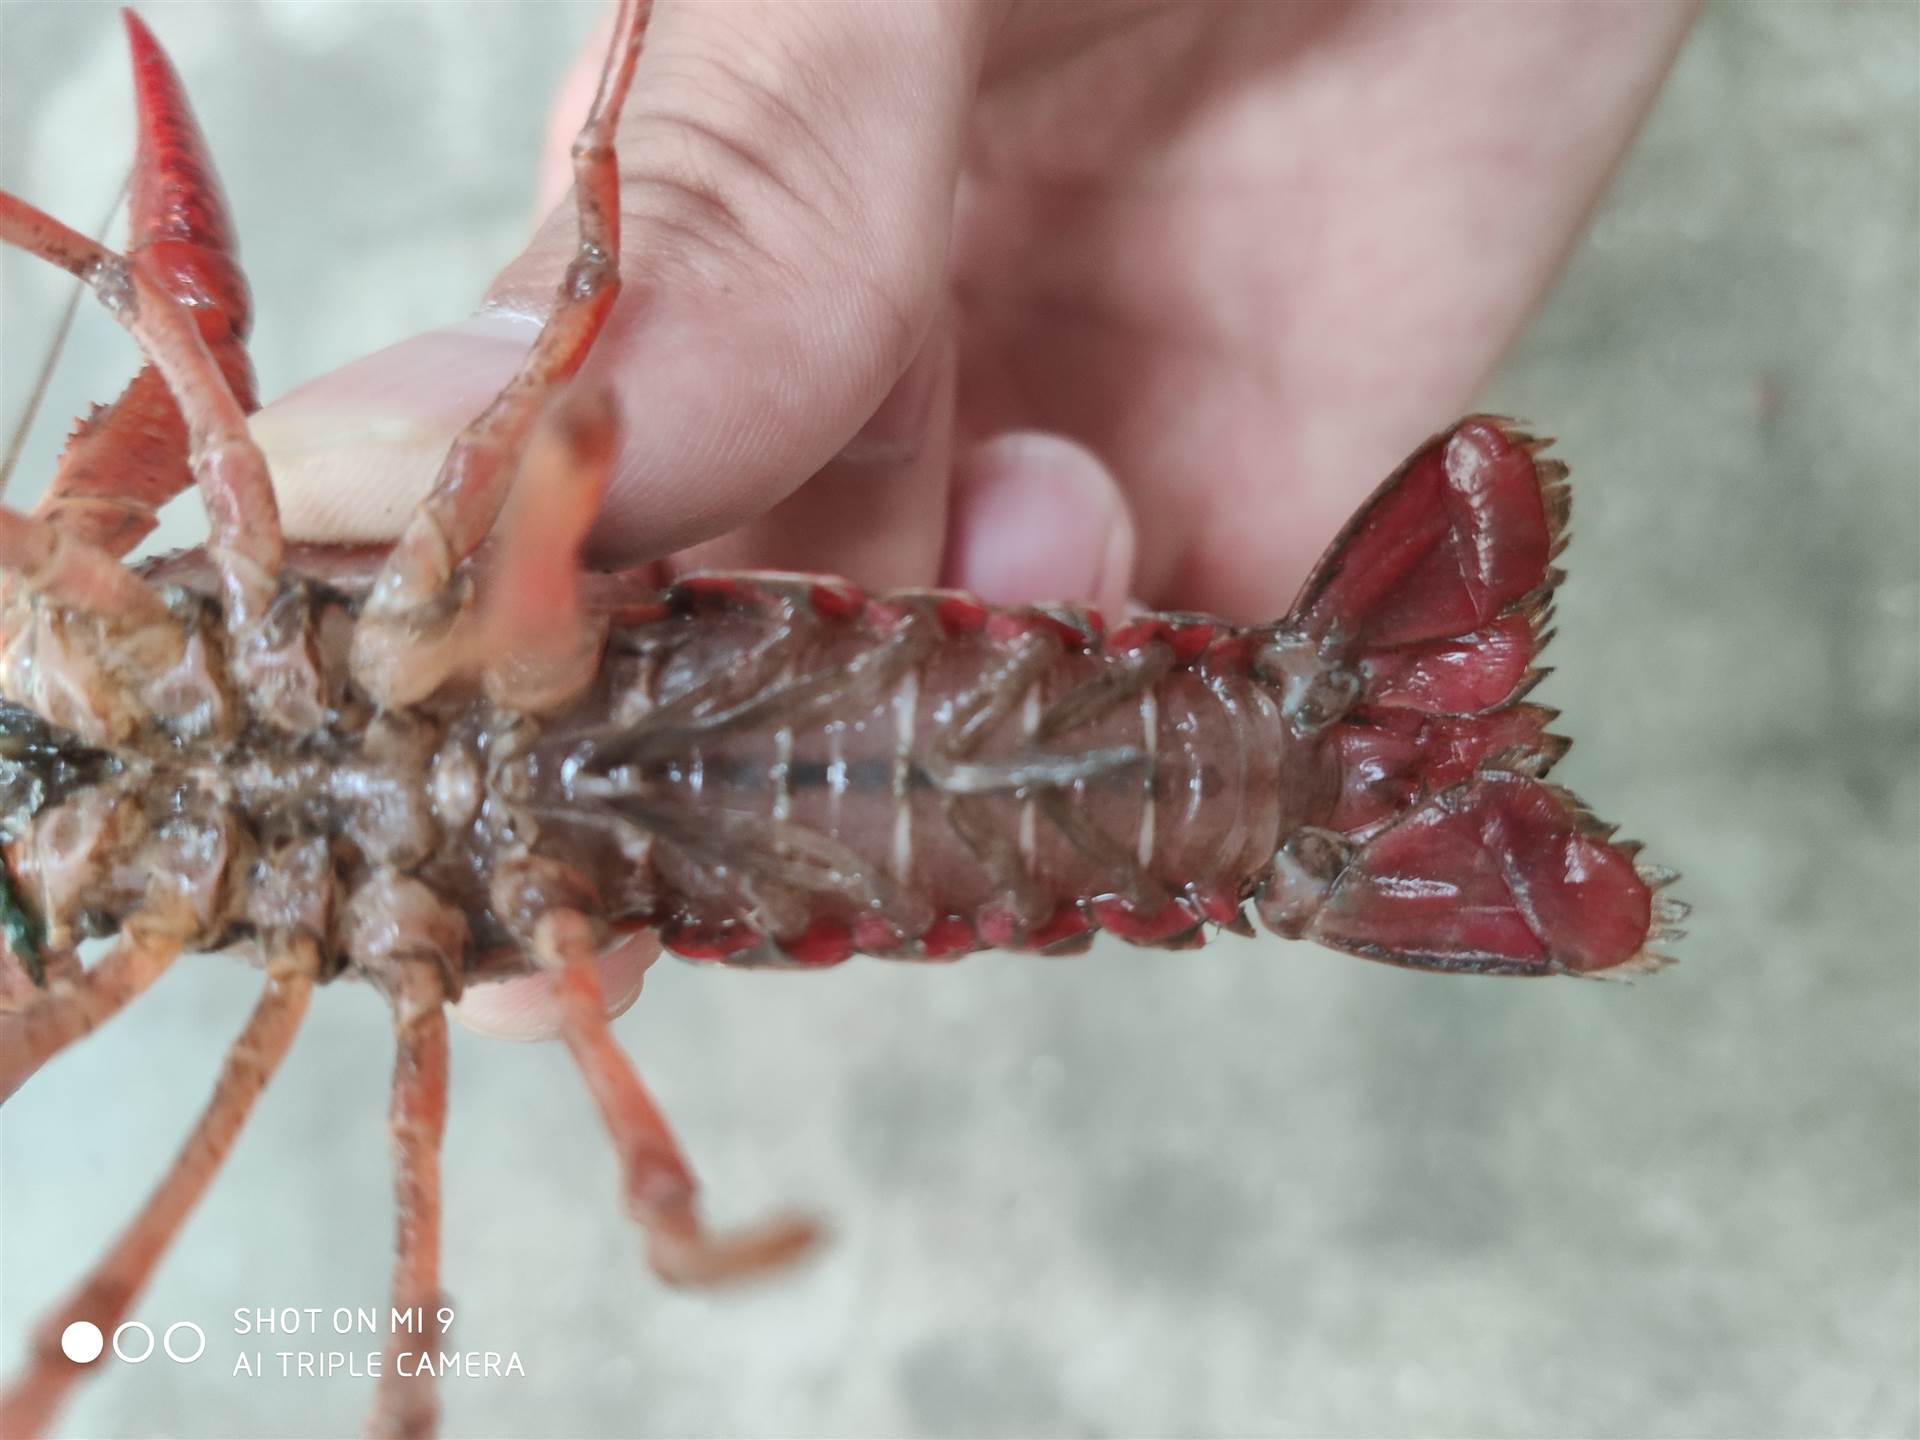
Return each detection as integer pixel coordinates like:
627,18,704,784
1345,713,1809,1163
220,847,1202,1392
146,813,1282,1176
163,1322,207,1364
59,1322,104,1365
56,1320,205,1365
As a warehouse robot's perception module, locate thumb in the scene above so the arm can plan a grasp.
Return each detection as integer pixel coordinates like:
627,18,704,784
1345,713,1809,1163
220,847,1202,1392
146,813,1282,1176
262,0,992,571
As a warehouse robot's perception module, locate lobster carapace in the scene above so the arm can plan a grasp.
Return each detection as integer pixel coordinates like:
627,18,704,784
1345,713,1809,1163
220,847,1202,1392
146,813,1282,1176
0,6,1679,1437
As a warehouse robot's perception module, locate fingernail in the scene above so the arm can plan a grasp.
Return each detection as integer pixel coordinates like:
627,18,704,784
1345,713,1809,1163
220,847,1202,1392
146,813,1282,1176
251,315,537,542
835,327,947,469
943,430,1135,616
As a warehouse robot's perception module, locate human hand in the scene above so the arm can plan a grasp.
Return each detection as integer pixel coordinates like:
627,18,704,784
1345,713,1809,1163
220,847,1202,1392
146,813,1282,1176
252,0,1697,1034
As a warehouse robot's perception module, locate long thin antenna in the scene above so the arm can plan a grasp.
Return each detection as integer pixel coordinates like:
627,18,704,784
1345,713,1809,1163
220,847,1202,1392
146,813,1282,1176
0,173,129,502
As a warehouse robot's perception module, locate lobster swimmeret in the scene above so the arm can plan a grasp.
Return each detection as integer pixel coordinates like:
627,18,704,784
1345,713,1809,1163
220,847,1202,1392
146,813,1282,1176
0,6,1680,1438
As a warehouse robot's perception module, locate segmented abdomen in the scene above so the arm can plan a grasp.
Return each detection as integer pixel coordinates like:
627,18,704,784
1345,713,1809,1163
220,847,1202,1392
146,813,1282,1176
542,575,1331,966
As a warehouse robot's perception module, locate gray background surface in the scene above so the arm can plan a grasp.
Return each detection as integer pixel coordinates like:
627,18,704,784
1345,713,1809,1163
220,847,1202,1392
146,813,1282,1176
2,2,1916,1437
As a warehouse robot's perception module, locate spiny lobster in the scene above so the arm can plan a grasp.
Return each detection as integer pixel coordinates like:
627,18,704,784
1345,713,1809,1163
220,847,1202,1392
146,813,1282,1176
0,5,1681,1437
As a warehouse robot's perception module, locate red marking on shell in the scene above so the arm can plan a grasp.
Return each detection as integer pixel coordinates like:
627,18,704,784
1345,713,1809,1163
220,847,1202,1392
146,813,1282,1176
987,607,1099,651
1043,608,1101,649
1039,929,1097,956
970,901,1092,953
935,595,989,635
1061,606,1106,642
673,575,749,608
918,914,977,958
1165,622,1215,665
1103,619,1162,655
1088,895,1204,944
778,917,854,967
975,904,1024,950
1199,631,1256,677
660,917,758,962
1185,884,1245,929
809,579,866,621
1026,902,1094,950
1104,618,1213,664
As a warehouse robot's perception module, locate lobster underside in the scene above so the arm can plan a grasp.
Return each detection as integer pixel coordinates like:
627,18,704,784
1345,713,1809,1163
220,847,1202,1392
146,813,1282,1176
0,7,1679,1438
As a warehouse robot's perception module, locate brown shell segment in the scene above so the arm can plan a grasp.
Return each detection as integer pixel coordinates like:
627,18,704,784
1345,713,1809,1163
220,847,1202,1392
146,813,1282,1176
573,574,1318,966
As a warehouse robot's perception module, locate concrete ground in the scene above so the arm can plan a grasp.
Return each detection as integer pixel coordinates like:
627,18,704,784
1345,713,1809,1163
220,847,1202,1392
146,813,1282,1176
1,3,1915,1437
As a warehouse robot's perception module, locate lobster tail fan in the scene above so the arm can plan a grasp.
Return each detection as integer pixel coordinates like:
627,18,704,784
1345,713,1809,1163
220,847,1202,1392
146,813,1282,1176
1277,418,1667,977
1304,773,1662,977
1289,416,1560,653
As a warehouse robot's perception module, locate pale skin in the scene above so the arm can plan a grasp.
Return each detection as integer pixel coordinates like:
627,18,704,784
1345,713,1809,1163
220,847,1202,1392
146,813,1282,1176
252,0,1701,1036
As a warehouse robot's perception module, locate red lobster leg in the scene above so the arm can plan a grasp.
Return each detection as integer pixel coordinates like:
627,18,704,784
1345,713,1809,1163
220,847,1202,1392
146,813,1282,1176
34,10,256,558
1255,417,1676,976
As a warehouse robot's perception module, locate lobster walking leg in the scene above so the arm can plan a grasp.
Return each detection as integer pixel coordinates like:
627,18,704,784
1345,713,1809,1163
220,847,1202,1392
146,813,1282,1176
479,386,617,714
351,0,649,708
0,507,176,630
0,190,278,626
367,997,450,1440
31,10,258,560
0,944,78,1013
0,512,197,746
533,910,819,1285
0,912,189,1104
0,958,313,1440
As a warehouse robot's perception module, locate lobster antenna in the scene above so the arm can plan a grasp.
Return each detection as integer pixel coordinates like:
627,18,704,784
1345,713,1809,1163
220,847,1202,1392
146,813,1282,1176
0,171,129,503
